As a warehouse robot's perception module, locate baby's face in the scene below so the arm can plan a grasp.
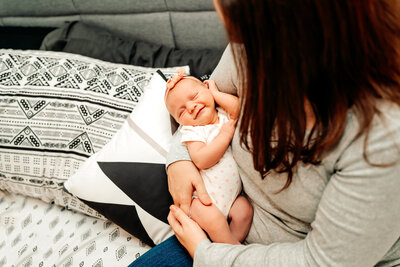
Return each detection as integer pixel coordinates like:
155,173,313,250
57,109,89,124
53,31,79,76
165,78,218,126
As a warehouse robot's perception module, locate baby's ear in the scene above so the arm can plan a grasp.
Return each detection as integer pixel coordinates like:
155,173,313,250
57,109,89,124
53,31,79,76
203,80,210,88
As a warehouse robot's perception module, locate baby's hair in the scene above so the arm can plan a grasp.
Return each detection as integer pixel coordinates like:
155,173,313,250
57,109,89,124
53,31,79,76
164,69,200,102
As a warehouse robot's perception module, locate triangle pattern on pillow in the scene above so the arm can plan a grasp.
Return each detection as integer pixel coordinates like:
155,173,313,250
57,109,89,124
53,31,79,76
97,162,172,224
81,200,156,247
65,158,174,246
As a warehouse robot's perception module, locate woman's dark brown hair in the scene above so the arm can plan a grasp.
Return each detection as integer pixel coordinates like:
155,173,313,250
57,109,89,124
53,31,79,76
217,0,400,190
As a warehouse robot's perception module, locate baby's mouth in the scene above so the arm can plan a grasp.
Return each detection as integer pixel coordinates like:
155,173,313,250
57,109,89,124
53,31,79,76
194,106,204,119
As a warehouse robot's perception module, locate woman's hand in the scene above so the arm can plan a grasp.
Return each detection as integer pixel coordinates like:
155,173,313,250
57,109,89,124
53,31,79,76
167,160,212,215
168,205,208,258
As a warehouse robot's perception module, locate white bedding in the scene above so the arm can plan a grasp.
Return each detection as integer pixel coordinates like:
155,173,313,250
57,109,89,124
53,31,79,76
0,191,150,266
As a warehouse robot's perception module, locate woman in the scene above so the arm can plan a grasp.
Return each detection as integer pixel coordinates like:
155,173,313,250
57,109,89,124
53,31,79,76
132,0,400,266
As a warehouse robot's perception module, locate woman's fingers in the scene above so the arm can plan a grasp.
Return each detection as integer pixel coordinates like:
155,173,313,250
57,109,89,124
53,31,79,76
168,186,191,215
178,195,192,215
167,208,182,233
193,178,212,206
168,205,208,258
170,205,189,223
167,160,212,209
167,161,199,215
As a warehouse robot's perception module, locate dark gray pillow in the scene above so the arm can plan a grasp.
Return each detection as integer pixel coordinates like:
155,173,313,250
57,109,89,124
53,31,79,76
40,22,223,79
0,26,56,50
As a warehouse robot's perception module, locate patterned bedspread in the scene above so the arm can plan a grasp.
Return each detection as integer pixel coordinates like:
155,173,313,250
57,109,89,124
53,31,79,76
0,191,150,266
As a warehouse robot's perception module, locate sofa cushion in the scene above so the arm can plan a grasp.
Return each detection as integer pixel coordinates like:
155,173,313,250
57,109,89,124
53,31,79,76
41,22,224,78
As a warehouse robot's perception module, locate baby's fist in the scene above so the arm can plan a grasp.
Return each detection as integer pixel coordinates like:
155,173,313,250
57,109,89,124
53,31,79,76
204,80,219,93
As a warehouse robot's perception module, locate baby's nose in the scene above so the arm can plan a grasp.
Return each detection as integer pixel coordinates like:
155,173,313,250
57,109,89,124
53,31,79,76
187,102,196,113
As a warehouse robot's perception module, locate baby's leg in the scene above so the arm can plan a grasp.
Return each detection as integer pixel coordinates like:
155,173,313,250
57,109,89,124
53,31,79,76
228,195,253,243
190,198,240,245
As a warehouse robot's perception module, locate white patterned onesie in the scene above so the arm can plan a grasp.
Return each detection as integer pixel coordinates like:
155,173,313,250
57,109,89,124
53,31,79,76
180,108,241,217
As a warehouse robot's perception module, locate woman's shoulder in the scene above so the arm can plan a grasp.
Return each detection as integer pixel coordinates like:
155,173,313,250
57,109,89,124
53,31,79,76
351,99,400,138
344,99,400,137
332,99,400,168
375,99,400,121
209,44,239,96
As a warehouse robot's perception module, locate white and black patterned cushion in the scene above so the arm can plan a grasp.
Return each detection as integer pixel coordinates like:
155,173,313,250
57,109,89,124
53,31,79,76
0,49,186,218
64,73,176,246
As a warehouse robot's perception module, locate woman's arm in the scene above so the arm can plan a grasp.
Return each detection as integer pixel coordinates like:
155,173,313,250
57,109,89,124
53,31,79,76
166,129,212,215
171,107,400,266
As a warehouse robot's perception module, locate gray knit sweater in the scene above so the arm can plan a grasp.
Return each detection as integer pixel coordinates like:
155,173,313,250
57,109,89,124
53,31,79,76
167,45,400,267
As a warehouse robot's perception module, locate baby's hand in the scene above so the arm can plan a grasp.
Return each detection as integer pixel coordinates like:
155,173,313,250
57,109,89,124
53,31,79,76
220,119,237,140
203,80,219,94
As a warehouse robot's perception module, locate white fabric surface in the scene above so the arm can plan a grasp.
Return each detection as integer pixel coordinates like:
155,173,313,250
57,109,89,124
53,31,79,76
0,191,151,266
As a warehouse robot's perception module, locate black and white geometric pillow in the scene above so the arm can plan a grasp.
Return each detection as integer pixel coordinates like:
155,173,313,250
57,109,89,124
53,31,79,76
64,73,176,246
0,49,186,217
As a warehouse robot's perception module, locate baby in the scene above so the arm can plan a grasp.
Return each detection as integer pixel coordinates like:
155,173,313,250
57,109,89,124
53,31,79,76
164,69,253,244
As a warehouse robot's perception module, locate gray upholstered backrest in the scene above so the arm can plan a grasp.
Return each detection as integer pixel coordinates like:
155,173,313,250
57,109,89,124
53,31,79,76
0,0,228,49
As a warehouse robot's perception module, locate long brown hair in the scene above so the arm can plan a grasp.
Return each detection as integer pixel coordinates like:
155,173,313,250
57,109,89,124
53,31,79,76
217,0,400,190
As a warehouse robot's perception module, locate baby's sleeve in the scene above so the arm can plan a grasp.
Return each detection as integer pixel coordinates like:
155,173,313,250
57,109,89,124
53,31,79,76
180,126,206,144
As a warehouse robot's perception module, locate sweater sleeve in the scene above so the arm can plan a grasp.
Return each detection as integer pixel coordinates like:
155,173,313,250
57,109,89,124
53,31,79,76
166,127,192,167
194,107,400,266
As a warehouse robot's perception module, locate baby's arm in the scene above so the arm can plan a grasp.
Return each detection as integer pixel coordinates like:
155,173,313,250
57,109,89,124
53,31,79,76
205,80,240,120
186,120,236,170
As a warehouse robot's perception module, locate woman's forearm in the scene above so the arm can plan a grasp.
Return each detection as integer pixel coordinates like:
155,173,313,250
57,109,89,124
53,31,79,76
166,128,191,168
166,128,212,214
